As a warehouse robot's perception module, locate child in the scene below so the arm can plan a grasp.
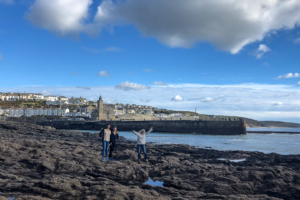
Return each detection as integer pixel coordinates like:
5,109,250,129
132,127,153,162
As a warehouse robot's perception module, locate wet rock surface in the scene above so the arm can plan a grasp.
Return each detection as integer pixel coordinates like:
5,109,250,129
0,121,299,200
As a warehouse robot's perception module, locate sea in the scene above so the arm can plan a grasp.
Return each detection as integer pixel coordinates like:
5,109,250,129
79,128,300,155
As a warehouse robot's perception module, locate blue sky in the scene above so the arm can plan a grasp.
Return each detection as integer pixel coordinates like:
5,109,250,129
1,0,300,122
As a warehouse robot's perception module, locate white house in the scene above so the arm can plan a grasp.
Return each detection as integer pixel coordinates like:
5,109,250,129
19,93,33,101
32,108,40,116
0,93,6,101
59,96,68,101
65,112,81,117
33,93,44,100
52,109,58,116
41,108,48,116
0,108,10,115
24,109,31,116
45,96,58,101
6,93,20,101
9,108,23,116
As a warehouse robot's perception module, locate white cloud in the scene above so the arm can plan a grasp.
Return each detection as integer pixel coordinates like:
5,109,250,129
115,81,150,91
254,44,271,59
264,62,269,66
144,69,153,72
0,0,14,4
70,72,77,75
171,95,183,101
153,81,167,86
96,71,111,77
0,54,3,60
273,102,283,106
95,0,300,54
294,37,300,44
76,86,91,90
26,0,300,54
297,81,300,85
277,73,300,79
25,0,93,35
105,47,121,52
201,97,214,102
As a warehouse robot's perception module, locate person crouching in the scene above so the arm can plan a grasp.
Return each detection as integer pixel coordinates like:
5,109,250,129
132,127,153,163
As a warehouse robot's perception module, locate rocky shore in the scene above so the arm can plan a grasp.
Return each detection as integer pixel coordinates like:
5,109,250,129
0,121,300,200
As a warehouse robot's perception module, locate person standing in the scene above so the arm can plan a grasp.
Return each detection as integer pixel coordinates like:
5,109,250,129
132,127,153,163
109,126,119,161
100,124,111,161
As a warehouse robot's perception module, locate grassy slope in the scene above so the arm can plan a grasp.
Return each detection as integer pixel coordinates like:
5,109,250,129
166,110,300,128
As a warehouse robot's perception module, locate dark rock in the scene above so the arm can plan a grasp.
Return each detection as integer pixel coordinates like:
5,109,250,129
0,120,299,199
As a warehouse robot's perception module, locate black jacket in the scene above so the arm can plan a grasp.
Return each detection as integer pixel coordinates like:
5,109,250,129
110,132,119,144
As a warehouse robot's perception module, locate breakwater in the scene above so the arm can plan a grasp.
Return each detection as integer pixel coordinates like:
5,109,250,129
37,120,247,135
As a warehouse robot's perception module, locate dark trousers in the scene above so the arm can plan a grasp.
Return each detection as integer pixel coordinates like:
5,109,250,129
109,142,115,158
137,144,148,160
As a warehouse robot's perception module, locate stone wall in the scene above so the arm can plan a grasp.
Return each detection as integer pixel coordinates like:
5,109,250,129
41,120,247,135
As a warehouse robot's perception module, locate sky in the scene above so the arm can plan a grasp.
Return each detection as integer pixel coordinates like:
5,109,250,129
1,0,300,123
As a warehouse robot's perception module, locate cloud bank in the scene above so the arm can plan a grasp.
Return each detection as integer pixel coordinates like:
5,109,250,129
26,0,300,53
2,83,300,122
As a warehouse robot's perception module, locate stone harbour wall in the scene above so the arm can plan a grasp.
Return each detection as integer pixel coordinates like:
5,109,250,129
39,120,247,135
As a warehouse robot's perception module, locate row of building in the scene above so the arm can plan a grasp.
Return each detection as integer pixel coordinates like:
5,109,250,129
0,93,176,120
0,92,87,105
0,107,92,118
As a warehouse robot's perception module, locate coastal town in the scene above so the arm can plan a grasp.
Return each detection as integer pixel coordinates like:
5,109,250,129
0,92,188,120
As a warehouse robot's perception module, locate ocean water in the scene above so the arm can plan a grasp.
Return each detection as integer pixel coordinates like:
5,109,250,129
79,128,300,155
248,127,300,132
